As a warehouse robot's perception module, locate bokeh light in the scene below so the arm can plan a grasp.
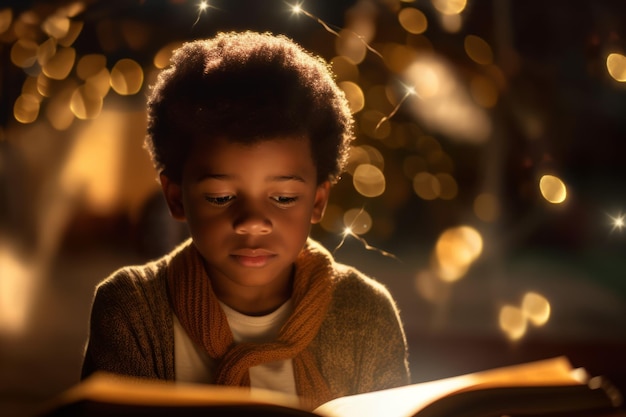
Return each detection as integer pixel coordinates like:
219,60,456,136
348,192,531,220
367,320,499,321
153,42,183,69
413,172,440,200
13,94,40,124
339,81,365,114
522,292,551,326
464,35,493,65
10,38,38,68
70,85,103,120
434,225,483,282
474,192,500,223
0,8,12,35
398,7,428,35
499,305,527,341
353,163,386,197
110,58,144,95
43,46,76,80
606,53,626,82
335,29,367,64
539,174,567,204
499,292,551,341
432,0,467,15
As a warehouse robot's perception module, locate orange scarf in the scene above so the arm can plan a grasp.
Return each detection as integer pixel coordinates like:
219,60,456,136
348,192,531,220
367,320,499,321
167,239,335,409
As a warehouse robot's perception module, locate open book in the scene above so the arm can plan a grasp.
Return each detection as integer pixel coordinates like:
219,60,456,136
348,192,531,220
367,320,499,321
40,356,623,417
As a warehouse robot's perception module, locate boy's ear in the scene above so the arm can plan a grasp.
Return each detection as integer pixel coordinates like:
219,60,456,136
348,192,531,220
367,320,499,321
159,174,186,220
311,181,331,224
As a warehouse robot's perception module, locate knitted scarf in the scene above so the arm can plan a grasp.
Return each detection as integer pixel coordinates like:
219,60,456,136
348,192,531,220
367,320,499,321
166,238,336,409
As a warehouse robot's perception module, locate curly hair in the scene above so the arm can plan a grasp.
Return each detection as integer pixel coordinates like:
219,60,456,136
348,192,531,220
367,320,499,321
145,31,354,184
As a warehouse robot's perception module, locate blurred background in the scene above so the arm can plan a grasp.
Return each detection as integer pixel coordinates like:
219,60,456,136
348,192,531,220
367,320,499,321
1,0,625,415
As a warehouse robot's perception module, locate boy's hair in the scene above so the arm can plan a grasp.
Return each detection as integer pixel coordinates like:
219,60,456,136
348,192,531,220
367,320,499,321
145,31,354,184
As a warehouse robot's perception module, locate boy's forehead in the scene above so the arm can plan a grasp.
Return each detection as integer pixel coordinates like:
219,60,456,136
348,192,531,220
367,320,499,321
190,134,311,154
185,135,317,177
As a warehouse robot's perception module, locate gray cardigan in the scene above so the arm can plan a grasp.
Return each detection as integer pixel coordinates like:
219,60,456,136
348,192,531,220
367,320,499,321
81,243,410,401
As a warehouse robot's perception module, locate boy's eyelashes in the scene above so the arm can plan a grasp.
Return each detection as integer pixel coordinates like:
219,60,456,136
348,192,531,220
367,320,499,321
270,195,299,206
203,194,299,207
205,195,235,206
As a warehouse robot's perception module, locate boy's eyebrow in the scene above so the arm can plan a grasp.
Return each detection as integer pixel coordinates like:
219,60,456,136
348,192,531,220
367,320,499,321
196,174,308,183
267,174,307,183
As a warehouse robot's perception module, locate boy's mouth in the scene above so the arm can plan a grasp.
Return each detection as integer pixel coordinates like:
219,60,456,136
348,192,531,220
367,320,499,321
230,248,276,268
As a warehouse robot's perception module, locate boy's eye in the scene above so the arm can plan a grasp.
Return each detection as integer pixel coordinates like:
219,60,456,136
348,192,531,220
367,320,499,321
271,196,298,206
205,195,235,206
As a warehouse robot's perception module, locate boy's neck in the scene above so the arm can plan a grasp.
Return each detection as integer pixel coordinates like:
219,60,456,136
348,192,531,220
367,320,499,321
211,274,294,317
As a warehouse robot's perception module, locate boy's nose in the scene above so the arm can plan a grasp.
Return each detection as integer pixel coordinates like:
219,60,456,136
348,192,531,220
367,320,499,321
234,208,272,235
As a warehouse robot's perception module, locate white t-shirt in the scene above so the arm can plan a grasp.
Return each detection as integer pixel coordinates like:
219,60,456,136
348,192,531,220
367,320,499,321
173,300,296,395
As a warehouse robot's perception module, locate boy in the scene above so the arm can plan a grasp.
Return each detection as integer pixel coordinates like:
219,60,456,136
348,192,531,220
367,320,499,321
81,31,410,409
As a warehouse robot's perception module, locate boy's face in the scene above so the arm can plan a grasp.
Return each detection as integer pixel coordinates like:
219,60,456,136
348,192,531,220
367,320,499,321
161,136,329,298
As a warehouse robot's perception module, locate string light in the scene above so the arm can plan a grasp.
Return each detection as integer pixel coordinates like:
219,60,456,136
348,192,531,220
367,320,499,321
376,85,416,131
332,208,400,261
290,2,415,130
193,1,212,28
289,3,383,60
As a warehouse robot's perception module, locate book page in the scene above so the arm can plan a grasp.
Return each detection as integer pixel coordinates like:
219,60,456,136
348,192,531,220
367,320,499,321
314,356,585,417
50,372,303,409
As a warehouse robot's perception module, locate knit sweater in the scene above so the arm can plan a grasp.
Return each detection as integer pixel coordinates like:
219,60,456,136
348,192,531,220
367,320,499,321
81,238,410,404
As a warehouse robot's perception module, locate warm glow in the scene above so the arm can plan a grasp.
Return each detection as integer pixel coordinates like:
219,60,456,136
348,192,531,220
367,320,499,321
539,174,567,204
405,54,491,143
0,244,35,334
408,61,440,98
606,53,626,82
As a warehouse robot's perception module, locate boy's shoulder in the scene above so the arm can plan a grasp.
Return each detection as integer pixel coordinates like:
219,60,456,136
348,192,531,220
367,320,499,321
94,256,169,303
331,261,395,304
